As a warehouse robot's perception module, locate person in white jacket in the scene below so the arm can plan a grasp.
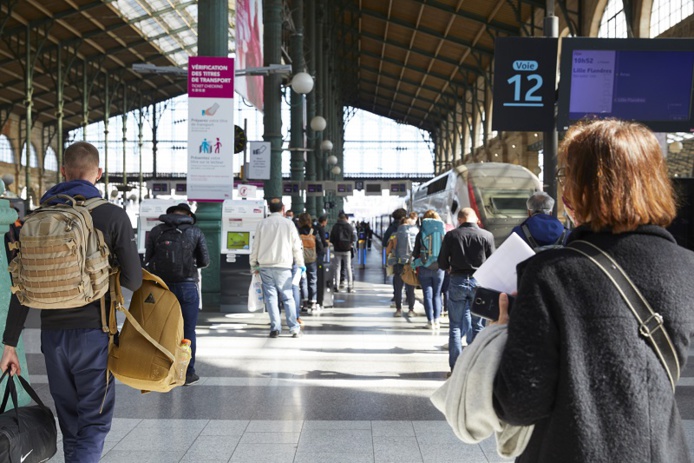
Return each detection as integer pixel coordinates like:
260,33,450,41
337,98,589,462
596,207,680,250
250,199,305,338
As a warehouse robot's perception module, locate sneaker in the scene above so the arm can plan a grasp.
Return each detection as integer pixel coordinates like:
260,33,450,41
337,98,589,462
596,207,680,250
390,301,397,308
269,330,280,338
425,320,433,329
347,287,354,293
309,301,317,310
433,319,441,329
333,287,340,293
408,309,415,316
394,309,402,317
184,373,200,386
292,330,302,338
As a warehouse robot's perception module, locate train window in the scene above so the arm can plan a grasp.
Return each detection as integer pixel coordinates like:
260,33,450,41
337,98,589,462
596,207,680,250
482,189,533,217
427,177,448,195
451,200,458,215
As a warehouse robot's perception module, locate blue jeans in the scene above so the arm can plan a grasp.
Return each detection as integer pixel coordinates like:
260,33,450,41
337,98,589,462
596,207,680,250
392,264,415,310
168,281,200,376
448,275,485,369
300,261,318,303
418,266,445,321
259,267,300,334
441,273,450,313
42,329,114,463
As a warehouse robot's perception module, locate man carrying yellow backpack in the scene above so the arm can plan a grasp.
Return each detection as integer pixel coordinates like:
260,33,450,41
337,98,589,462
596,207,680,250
0,141,142,463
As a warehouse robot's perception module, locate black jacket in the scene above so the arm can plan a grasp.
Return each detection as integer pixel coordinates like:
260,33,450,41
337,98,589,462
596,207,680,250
145,213,210,283
314,224,329,255
3,202,143,346
437,223,495,275
330,220,355,252
493,225,694,463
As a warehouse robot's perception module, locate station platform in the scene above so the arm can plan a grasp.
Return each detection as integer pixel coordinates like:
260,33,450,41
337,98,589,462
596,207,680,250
21,241,694,462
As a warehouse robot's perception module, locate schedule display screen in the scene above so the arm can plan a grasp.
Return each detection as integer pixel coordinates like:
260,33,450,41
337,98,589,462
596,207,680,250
558,38,694,132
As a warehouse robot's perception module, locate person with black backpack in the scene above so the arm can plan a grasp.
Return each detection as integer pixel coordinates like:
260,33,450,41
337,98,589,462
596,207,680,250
329,212,356,293
145,202,210,386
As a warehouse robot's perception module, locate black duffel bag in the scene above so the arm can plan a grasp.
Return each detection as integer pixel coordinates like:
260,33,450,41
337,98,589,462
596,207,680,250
0,371,57,463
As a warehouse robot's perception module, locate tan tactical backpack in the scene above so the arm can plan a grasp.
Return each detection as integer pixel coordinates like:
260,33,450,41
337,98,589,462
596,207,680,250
8,195,111,309
107,269,186,393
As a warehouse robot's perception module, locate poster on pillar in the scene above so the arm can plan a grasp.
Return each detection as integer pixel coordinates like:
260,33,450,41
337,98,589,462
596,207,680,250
187,56,235,202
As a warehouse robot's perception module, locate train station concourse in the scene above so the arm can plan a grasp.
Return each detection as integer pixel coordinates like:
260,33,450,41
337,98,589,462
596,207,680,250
20,244,694,462
1,0,694,462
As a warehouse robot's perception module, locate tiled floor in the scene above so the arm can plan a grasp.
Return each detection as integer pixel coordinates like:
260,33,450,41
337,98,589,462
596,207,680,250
19,247,694,462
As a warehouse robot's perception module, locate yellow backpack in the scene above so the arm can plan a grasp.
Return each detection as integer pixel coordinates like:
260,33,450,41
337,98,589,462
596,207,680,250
107,269,186,393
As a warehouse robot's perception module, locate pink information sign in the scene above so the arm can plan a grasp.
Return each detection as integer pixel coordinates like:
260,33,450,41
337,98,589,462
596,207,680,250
188,56,234,98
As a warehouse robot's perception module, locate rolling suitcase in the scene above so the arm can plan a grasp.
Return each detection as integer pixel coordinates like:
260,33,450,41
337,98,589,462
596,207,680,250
317,254,334,308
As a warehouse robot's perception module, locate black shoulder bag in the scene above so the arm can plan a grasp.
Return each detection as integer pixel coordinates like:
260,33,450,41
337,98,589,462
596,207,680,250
567,240,680,392
0,372,57,463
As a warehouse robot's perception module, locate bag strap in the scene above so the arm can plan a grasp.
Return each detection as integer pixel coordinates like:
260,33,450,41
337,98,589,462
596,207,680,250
105,269,173,362
521,224,540,249
115,305,176,363
567,240,680,391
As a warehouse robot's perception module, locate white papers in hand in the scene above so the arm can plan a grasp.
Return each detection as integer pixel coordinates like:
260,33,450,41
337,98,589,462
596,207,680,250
472,233,535,294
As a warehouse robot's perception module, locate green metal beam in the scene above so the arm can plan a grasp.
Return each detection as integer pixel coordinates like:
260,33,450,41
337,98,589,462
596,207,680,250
1,0,104,38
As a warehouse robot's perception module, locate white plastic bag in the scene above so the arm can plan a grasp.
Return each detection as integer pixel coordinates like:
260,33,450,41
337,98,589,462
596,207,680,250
248,273,264,312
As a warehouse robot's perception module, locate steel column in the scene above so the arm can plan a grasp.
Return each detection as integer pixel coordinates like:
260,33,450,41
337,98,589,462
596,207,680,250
197,0,229,311
305,0,317,217
544,2,558,211
262,0,283,200
290,0,306,214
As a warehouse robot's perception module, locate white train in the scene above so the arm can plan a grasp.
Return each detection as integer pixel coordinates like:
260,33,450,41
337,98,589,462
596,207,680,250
409,162,542,246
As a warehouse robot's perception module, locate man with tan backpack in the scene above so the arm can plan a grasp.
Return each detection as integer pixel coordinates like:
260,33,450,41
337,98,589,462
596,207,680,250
0,141,142,463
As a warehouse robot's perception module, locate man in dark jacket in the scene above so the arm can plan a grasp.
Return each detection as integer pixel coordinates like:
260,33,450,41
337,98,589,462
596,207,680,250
510,192,568,250
438,208,495,374
329,213,355,292
0,141,143,463
145,202,210,385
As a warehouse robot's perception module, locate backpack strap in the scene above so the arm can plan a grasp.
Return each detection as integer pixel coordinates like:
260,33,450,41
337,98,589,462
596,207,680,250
566,240,680,392
521,223,540,249
553,229,567,246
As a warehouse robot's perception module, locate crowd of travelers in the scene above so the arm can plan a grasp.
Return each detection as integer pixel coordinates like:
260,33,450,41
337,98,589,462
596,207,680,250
1,119,692,462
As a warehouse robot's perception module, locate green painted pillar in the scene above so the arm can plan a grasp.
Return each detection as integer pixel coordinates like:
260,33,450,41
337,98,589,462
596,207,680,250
289,0,306,214
263,0,283,200
0,182,29,406
305,0,318,217
197,0,228,310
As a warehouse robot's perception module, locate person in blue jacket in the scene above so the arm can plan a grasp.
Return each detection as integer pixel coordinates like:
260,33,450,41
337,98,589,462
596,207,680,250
510,192,568,250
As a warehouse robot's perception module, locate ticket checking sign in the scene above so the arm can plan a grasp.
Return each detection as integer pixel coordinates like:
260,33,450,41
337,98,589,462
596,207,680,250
187,56,235,201
221,199,266,255
137,199,181,253
248,141,271,180
492,37,558,132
